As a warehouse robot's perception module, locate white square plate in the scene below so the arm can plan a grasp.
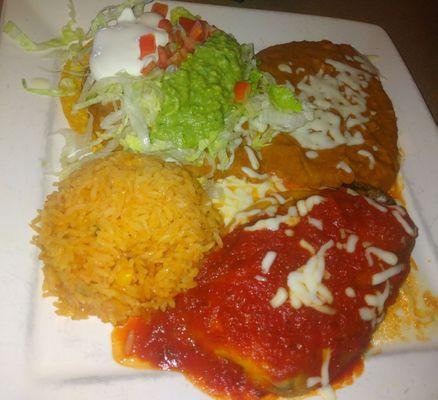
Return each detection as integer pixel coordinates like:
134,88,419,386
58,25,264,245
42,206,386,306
1,1,438,399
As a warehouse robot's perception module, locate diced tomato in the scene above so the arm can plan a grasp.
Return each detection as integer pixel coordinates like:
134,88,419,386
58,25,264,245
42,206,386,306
158,18,172,33
151,2,168,18
234,81,251,103
189,20,204,42
169,29,184,46
157,45,169,68
141,60,157,75
182,35,197,53
200,20,216,39
179,17,196,33
139,34,156,59
179,47,188,59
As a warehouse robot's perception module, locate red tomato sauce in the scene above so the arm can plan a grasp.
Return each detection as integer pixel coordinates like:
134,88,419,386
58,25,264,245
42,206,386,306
113,188,417,399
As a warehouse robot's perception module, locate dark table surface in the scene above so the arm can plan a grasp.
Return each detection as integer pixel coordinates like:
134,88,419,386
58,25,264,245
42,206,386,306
1,0,437,124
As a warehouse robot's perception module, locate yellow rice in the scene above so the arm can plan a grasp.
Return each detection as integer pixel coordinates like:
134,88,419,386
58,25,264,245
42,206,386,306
32,152,223,325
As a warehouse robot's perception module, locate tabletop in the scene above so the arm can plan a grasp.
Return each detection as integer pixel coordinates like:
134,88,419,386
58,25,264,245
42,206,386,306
0,0,436,121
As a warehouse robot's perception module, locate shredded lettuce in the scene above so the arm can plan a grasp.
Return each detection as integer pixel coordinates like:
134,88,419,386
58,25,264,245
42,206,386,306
3,1,85,51
3,0,150,52
5,0,311,174
21,77,77,96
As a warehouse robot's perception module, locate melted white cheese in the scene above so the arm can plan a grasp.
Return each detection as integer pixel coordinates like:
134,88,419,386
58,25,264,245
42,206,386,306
241,167,268,180
305,150,319,159
364,196,387,212
344,234,358,253
296,195,325,217
365,281,390,314
357,149,376,169
209,175,286,227
287,240,336,314
336,161,352,173
245,206,299,232
365,246,398,267
261,251,277,274
278,63,293,73
292,57,374,151
270,287,288,308
359,307,376,321
244,146,260,170
308,217,323,231
372,264,403,285
300,239,316,254
392,210,416,236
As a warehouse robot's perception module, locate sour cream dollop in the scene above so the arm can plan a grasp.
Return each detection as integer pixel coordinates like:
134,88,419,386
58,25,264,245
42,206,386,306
90,8,169,80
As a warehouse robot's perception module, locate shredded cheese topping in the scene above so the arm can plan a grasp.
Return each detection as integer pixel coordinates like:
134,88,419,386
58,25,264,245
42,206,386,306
357,149,376,169
365,246,398,267
305,150,319,159
372,264,403,285
241,167,268,180
336,161,353,174
345,234,359,253
292,57,374,151
296,195,325,217
244,145,260,170
391,209,416,236
300,239,316,254
278,63,292,73
287,240,336,315
364,196,387,212
245,206,299,232
365,281,390,314
270,287,288,308
209,175,287,228
359,307,376,321
261,251,277,274
307,348,337,400
308,217,323,231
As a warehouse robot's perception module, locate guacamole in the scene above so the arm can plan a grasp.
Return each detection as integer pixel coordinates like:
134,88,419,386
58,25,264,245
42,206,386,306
151,31,244,149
